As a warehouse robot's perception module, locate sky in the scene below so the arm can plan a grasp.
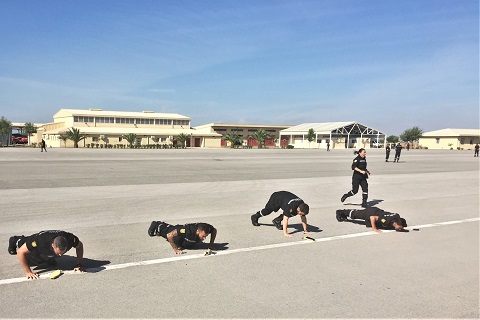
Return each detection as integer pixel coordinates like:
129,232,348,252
0,0,478,135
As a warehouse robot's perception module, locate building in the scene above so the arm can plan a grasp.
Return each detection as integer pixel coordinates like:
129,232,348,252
193,123,291,147
35,109,222,148
419,128,480,150
279,122,386,149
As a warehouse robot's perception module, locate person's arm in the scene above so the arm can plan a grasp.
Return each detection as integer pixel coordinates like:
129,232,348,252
301,215,312,234
208,227,217,250
73,241,85,272
283,215,292,238
16,243,38,279
370,216,382,233
166,229,183,254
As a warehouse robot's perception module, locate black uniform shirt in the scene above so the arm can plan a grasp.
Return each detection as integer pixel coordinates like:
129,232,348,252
174,223,213,248
395,144,403,152
351,155,368,178
357,207,399,229
274,191,304,217
25,230,79,260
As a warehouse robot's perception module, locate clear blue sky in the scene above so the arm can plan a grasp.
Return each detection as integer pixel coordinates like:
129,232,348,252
0,0,478,135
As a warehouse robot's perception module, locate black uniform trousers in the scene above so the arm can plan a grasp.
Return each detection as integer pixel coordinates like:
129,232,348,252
394,150,401,161
348,176,368,200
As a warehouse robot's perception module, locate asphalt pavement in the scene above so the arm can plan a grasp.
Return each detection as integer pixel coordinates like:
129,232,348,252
0,147,478,319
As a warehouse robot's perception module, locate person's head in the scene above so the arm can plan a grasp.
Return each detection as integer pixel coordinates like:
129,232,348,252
51,236,69,256
354,148,366,157
196,223,212,241
392,217,407,231
297,203,309,216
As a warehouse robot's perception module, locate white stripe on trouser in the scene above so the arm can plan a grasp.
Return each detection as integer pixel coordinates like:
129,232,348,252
348,210,355,219
259,211,264,217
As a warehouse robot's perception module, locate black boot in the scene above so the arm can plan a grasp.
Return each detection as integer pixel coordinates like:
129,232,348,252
8,236,19,255
341,193,350,203
272,214,283,230
148,221,160,237
251,212,260,226
336,210,348,222
361,199,368,208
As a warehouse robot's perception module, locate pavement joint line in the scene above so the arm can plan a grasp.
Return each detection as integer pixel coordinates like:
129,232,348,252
1,217,478,286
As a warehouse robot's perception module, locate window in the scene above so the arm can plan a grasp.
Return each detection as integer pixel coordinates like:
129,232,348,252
161,137,166,142
436,138,440,144
470,139,473,144
119,137,122,142
460,138,465,145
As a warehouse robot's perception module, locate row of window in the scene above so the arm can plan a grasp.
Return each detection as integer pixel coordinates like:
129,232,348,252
215,128,280,132
91,136,169,142
73,116,189,126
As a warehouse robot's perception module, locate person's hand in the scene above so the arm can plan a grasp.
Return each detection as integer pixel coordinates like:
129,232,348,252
26,272,39,279
284,234,293,238
373,229,382,233
303,231,313,235
174,249,184,254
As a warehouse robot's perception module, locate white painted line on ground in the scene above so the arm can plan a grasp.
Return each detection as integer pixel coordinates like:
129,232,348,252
1,217,478,286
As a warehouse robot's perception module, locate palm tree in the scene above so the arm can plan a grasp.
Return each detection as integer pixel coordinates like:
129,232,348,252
58,132,69,148
222,131,243,148
176,133,190,148
23,122,37,145
250,129,270,149
0,116,12,146
66,128,88,148
122,133,137,148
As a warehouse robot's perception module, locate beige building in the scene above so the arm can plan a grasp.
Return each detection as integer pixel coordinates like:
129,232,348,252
35,109,222,148
419,128,480,150
193,123,291,147
279,122,386,149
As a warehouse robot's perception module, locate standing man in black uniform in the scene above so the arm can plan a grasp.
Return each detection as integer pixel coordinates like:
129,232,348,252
8,230,85,279
335,207,407,233
385,144,391,162
40,138,47,152
148,221,217,254
474,143,479,157
394,143,402,162
341,148,370,208
250,191,312,238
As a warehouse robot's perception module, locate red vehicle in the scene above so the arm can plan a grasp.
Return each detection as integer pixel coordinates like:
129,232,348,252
11,134,28,144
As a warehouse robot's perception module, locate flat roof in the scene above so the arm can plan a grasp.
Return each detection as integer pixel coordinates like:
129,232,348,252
53,109,190,120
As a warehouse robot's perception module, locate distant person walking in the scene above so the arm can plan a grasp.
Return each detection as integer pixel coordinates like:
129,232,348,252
326,141,330,151
385,144,391,162
41,139,47,152
394,143,402,162
341,148,370,208
475,143,479,157
406,143,410,151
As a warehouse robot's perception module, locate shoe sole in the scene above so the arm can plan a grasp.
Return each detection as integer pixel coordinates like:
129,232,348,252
8,236,17,255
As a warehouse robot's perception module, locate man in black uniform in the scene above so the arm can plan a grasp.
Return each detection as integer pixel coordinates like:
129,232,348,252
385,144,391,162
250,191,312,238
8,230,85,279
336,207,407,232
148,221,217,254
474,143,479,157
394,143,402,162
341,149,370,208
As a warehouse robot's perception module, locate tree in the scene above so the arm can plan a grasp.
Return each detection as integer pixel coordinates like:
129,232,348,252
400,126,423,143
66,127,88,148
306,128,316,148
58,132,69,148
251,129,270,148
0,116,12,146
176,133,190,148
386,135,399,143
222,131,243,148
23,122,37,144
122,133,137,148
